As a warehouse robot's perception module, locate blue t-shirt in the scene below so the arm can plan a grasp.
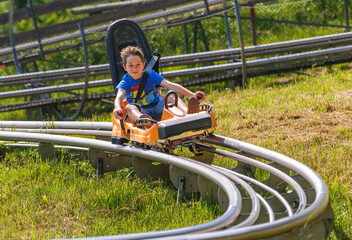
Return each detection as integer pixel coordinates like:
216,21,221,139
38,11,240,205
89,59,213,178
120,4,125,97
116,70,164,107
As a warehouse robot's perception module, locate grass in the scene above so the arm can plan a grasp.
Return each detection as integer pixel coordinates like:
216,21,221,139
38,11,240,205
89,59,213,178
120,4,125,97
1,64,352,239
0,147,221,239
1,0,352,237
209,65,352,239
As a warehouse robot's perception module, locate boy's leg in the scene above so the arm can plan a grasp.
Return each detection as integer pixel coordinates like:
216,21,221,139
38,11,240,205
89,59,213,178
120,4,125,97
142,100,165,122
125,104,144,122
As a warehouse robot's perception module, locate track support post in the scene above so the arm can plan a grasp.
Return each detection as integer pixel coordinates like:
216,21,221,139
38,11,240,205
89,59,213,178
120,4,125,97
88,148,133,174
38,142,54,160
169,165,200,194
132,155,169,180
96,157,103,178
176,176,186,204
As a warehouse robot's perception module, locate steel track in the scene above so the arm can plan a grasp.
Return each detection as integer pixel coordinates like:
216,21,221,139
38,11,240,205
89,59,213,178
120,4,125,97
0,91,116,113
0,121,334,239
1,38,352,113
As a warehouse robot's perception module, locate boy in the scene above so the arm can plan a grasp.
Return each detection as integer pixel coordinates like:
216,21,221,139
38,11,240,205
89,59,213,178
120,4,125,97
113,46,204,125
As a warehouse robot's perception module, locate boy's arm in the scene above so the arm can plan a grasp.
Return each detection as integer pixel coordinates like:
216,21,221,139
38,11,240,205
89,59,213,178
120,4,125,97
113,88,126,119
160,79,194,97
160,79,205,101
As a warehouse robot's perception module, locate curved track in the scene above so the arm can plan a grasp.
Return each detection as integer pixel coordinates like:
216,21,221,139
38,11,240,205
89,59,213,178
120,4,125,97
0,121,334,239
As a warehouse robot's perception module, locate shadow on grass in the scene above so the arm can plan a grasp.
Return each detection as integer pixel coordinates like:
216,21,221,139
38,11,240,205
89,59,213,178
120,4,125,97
333,229,351,240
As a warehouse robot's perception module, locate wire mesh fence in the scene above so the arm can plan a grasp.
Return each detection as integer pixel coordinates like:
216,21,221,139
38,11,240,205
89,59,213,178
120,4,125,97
241,0,350,45
141,0,351,54
1,0,351,73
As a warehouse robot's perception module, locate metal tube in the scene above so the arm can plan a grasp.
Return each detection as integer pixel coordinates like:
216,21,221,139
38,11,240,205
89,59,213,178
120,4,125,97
213,165,294,217
175,153,259,228
0,0,233,57
0,79,111,99
2,31,352,83
0,69,110,87
0,120,112,130
0,64,108,82
156,135,330,239
0,131,241,239
256,194,275,222
217,173,260,228
199,144,307,213
241,16,352,29
161,31,352,63
162,44,352,77
200,135,330,239
1,44,351,100
0,128,112,136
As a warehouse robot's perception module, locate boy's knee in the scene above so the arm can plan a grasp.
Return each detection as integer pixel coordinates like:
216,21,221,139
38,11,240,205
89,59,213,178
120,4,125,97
126,103,141,113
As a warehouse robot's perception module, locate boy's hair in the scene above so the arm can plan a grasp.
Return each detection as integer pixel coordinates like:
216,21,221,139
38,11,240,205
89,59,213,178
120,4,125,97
120,46,145,65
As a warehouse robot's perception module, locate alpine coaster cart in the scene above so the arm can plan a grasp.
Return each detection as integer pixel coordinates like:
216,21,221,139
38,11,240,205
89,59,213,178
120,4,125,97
107,19,216,151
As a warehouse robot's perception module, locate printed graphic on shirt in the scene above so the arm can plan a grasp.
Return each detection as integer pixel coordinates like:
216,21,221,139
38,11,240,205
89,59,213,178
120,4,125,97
129,84,157,106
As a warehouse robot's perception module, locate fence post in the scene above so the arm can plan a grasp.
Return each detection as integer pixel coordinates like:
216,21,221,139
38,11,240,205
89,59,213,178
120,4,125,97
27,0,45,59
183,21,189,53
9,0,23,74
223,0,236,89
223,0,233,48
344,0,350,31
250,5,257,45
233,0,247,88
203,0,210,15
198,21,210,51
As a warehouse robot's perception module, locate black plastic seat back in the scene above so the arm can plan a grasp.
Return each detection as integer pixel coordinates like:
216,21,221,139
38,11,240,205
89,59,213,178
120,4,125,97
106,19,154,89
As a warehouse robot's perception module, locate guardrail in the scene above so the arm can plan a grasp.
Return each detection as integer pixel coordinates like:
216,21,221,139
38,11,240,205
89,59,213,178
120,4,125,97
1,31,352,115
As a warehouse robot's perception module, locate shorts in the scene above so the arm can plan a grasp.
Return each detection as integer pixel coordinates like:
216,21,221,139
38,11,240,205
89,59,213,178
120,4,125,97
141,95,166,122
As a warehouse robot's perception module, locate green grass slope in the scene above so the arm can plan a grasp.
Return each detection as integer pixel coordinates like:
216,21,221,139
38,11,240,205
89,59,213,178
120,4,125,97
1,65,352,239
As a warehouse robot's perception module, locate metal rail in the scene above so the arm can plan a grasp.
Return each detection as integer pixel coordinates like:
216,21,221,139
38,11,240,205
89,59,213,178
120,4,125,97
0,44,350,113
1,30,351,84
0,43,350,100
0,131,240,239
1,7,352,115
0,91,116,113
1,44,347,109
0,121,333,239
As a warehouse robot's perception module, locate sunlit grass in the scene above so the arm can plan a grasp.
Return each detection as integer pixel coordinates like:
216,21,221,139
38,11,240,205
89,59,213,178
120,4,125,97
1,64,352,239
0,147,221,239
207,65,352,239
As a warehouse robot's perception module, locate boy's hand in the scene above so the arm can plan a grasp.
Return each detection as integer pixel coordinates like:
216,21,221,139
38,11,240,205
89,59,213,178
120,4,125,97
194,91,205,103
113,108,124,120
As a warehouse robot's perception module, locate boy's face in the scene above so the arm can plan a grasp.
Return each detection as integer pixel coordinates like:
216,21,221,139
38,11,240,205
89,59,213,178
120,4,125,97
123,55,145,80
